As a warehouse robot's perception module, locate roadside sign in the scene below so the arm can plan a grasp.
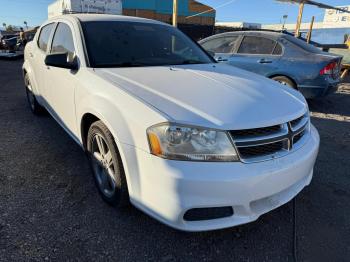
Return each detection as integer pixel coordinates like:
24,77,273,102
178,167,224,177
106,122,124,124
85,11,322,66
324,6,350,28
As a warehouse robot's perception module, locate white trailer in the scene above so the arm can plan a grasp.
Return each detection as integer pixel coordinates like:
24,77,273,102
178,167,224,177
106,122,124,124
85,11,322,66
48,0,122,19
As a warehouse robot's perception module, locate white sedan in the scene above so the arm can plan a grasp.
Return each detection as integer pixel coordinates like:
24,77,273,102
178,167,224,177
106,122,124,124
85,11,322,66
23,14,320,231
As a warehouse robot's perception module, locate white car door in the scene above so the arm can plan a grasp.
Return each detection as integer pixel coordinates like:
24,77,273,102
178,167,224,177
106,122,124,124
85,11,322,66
31,23,55,106
45,22,78,137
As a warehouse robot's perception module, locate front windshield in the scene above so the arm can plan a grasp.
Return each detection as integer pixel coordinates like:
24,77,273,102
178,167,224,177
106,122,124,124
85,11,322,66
81,21,213,68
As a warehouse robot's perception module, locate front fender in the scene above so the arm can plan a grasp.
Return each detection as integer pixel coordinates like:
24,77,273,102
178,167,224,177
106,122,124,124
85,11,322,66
77,95,135,147
77,94,161,200
75,70,168,199
22,60,38,94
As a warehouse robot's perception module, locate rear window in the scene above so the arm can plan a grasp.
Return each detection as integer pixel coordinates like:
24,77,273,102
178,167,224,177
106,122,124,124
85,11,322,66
38,23,54,52
282,35,323,54
238,36,277,55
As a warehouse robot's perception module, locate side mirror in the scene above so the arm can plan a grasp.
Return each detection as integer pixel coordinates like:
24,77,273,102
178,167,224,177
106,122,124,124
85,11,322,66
45,53,78,70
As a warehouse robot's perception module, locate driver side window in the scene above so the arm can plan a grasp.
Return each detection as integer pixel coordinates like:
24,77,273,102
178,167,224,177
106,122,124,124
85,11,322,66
51,23,76,61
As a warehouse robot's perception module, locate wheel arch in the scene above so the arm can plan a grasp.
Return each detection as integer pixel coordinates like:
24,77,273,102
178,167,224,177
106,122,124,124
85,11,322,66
79,109,131,168
23,68,28,86
78,107,130,150
80,113,100,150
22,61,39,95
77,88,167,201
268,74,298,90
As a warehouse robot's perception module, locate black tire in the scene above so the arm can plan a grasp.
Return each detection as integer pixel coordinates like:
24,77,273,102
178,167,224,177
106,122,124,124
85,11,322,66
24,74,44,115
87,121,129,207
271,76,297,89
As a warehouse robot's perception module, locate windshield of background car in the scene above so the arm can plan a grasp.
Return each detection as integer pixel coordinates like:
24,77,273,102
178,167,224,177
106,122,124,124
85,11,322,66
81,21,213,68
283,34,323,54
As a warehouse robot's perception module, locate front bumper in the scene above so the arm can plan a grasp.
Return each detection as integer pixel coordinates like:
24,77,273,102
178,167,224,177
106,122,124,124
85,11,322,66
122,125,320,232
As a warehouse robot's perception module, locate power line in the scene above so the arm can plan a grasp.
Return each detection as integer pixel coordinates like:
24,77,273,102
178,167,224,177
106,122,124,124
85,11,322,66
186,0,238,19
0,0,52,4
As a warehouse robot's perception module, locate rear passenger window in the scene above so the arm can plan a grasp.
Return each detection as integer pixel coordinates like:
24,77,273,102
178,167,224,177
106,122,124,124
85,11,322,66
273,43,283,55
238,36,276,55
201,36,239,53
51,23,75,60
38,23,54,52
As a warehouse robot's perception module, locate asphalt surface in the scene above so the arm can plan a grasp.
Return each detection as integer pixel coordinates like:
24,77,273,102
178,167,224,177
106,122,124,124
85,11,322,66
0,59,349,262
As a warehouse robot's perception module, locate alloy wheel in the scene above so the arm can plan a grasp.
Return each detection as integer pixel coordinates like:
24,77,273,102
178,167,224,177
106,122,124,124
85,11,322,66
91,134,116,198
277,80,288,86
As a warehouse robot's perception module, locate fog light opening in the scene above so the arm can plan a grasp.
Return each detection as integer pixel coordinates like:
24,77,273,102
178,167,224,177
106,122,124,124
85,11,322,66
183,207,234,222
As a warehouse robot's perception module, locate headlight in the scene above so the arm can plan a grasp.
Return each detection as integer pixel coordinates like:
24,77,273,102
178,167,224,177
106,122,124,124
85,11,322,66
147,123,239,162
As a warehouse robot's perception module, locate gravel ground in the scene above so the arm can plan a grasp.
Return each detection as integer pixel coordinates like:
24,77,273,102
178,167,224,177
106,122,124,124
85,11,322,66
0,59,349,262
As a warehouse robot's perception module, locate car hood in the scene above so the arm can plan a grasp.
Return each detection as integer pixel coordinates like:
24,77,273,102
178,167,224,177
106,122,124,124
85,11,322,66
95,63,307,130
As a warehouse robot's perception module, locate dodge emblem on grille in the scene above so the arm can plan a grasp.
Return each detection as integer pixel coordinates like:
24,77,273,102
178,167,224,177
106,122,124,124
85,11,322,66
231,115,308,163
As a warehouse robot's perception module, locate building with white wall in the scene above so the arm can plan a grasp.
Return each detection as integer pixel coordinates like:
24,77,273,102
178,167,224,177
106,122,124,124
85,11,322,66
215,5,350,44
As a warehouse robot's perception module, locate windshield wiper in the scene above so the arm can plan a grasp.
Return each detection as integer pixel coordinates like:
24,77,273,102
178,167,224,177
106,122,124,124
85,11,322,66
95,60,208,68
95,62,151,68
179,60,207,65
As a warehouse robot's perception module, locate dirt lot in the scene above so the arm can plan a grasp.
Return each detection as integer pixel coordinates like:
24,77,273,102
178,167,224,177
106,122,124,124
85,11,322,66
0,59,349,262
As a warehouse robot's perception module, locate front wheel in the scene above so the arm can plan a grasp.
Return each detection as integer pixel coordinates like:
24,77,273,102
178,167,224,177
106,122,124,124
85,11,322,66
87,121,129,207
271,76,297,89
24,74,44,115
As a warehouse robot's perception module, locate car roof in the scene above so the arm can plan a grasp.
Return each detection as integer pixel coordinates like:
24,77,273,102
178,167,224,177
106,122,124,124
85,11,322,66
202,30,285,41
242,30,284,36
46,14,167,26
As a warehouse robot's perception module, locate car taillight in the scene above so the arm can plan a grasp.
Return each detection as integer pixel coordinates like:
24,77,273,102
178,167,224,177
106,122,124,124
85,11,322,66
320,62,337,76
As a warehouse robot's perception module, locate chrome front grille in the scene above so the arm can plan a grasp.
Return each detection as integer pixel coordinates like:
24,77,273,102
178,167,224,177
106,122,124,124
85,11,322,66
230,114,309,163
230,125,282,138
290,115,304,129
238,141,286,159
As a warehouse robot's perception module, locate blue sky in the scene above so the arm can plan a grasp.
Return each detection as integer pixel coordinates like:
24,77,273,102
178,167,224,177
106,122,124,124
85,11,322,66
0,0,348,27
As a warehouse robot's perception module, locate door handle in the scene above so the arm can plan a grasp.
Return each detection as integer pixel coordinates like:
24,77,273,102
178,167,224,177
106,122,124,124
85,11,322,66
29,53,33,58
258,59,272,64
217,57,228,62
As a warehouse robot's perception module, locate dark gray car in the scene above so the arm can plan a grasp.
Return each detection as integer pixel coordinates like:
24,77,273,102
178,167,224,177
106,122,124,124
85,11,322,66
199,31,342,98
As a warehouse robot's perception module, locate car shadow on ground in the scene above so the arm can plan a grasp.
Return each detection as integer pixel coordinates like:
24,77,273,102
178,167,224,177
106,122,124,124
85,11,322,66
308,83,350,118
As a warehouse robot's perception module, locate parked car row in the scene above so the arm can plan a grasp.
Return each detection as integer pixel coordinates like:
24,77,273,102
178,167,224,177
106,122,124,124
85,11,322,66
1,30,36,51
1,36,20,51
199,31,342,99
0,34,17,50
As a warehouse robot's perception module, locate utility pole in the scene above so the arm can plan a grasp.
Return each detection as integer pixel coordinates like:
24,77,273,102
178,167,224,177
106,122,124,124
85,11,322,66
282,15,288,31
306,16,315,43
295,2,305,37
173,0,178,27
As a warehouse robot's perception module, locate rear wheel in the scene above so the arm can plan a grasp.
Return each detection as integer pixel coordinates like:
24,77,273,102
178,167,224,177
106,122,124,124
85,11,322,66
87,121,129,207
24,74,44,115
271,76,297,89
